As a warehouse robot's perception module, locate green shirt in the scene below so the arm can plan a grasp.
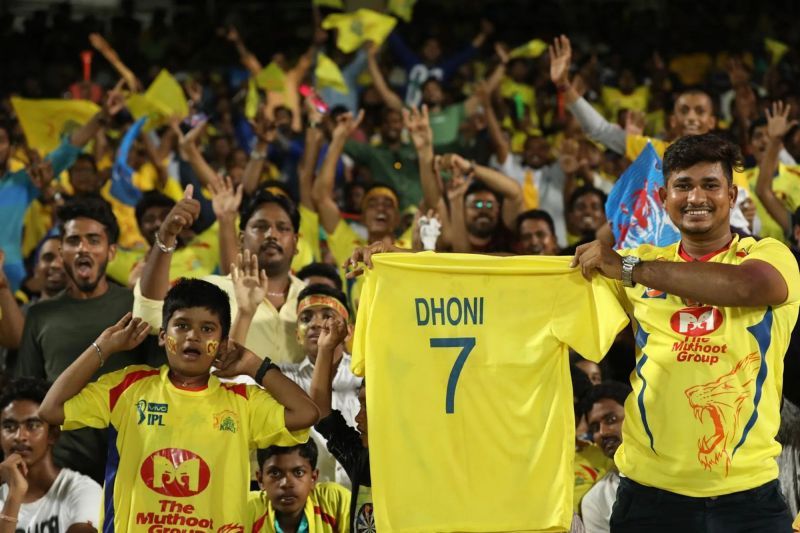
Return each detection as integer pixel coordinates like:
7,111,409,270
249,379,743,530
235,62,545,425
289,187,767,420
343,140,420,209
429,102,466,150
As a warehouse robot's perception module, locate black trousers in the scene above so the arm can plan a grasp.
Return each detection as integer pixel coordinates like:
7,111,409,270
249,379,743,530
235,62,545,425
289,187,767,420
610,477,794,533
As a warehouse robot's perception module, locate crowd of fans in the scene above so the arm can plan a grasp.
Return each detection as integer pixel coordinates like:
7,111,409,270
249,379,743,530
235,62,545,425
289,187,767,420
1,1,800,532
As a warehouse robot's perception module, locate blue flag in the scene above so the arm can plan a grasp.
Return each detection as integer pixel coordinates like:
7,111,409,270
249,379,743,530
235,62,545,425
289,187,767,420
110,117,147,206
606,142,680,249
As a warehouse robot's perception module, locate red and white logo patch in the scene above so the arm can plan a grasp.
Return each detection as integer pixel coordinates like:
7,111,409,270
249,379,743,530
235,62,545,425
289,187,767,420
670,306,723,336
140,448,211,497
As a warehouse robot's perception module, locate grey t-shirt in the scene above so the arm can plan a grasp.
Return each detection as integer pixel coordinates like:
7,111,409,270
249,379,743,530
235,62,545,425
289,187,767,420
16,282,164,483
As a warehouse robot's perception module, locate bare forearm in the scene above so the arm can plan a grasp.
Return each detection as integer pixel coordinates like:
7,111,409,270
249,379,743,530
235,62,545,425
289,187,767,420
185,145,218,188
139,242,174,300
39,344,103,425
299,128,324,210
308,347,335,417
418,148,441,210
755,139,791,233
230,312,254,345
368,55,403,110
0,498,22,533
70,111,110,148
634,260,787,307
312,136,345,232
485,100,510,164
474,164,522,201
242,142,268,195
0,289,24,349
218,218,239,276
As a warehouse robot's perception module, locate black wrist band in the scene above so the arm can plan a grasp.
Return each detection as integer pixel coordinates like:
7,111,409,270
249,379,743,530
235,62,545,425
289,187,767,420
254,357,278,384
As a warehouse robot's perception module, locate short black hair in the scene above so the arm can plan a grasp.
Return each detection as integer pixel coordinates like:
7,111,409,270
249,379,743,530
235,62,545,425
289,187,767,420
57,195,120,244
162,278,231,338
578,381,632,419
662,133,743,184
296,262,343,291
297,283,350,318
748,117,768,141
0,377,51,414
135,191,175,229
239,189,300,233
257,440,318,471
516,209,556,236
72,153,98,173
464,180,499,202
567,185,607,213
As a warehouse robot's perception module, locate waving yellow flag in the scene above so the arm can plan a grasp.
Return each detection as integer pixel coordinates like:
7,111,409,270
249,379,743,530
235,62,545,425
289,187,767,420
388,0,418,22
322,9,397,53
126,69,189,130
509,39,548,59
255,62,286,92
315,53,348,94
11,97,99,153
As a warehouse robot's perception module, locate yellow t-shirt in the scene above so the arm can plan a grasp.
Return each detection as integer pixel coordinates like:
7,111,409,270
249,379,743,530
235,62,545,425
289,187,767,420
294,204,321,272
63,365,308,532
614,236,800,496
574,444,613,511
746,163,800,243
351,253,628,532
248,482,351,533
601,86,650,120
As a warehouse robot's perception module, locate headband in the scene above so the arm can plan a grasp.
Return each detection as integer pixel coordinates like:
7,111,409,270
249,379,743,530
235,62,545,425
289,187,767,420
265,186,290,198
296,295,350,322
362,186,399,209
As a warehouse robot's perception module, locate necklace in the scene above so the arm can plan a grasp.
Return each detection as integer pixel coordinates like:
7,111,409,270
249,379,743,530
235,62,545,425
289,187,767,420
267,290,286,297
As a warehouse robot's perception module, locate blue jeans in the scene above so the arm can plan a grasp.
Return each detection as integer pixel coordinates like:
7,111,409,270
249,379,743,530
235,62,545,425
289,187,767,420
610,477,793,533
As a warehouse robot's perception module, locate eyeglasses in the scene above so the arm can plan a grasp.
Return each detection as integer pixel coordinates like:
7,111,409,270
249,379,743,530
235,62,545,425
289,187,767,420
470,200,495,210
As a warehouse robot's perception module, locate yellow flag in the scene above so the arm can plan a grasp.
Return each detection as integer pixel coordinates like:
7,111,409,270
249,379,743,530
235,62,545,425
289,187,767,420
245,78,260,120
765,38,789,66
315,53,349,94
312,0,344,7
322,9,397,53
126,69,189,130
255,62,286,92
509,39,548,59
388,0,417,22
11,97,100,153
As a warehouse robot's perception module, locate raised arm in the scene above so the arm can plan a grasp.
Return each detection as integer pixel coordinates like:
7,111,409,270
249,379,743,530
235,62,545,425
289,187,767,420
463,44,508,116
174,120,219,188
224,26,263,76
209,176,244,277
241,109,277,195
309,316,349,418
140,129,168,190
89,33,142,92
139,186,201,299
755,101,797,235
367,42,404,111
38,313,150,425
298,99,325,211
404,106,440,209
549,35,626,155
69,81,126,149
476,80,511,165
311,111,364,233
446,153,524,228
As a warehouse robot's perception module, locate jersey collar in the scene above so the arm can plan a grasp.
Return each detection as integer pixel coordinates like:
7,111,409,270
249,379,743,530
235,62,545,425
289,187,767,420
677,235,738,262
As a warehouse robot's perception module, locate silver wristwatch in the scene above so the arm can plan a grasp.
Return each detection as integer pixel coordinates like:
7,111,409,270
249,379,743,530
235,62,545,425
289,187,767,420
621,256,641,288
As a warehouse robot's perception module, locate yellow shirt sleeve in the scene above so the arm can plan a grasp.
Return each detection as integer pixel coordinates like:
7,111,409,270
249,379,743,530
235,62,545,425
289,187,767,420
742,237,800,305
63,366,152,430
625,134,668,161
247,385,310,448
326,219,364,267
292,205,321,272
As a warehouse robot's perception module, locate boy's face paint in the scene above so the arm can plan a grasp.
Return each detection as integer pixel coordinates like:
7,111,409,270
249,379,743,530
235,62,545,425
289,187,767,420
165,335,178,357
296,322,309,344
206,339,219,358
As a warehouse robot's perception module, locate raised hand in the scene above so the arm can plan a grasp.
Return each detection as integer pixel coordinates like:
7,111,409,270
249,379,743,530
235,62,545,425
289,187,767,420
212,339,262,380
624,110,646,137
765,101,798,141
549,35,572,87
343,241,395,278
95,312,150,356
332,110,365,140
209,176,244,223
0,453,29,502
250,106,278,144
317,316,349,355
403,105,432,152
231,249,268,316
158,185,201,247
103,79,127,117
27,160,54,190
494,43,510,66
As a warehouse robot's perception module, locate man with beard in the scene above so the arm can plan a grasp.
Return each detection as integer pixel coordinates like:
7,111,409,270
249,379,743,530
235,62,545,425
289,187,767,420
579,381,631,533
516,209,560,256
135,186,306,363
16,196,162,484
106,190,220,287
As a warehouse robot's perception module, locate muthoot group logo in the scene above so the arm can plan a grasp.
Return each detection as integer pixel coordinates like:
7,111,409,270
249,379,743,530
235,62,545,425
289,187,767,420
140,448,211,497
670,306,723,336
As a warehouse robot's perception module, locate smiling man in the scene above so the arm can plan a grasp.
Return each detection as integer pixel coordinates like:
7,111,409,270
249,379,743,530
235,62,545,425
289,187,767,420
16,196,162,484
574,133,800,532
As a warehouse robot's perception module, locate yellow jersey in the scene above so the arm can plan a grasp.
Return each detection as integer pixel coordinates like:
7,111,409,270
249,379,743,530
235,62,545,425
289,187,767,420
601,86,650,121
248,482,350,533
745,163,800,243
62,365,308,532
614,236,800,496
351,253,628,532
574,444,613,511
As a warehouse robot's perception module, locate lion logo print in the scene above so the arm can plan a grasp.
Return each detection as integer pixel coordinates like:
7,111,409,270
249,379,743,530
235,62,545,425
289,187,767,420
684,353,761,474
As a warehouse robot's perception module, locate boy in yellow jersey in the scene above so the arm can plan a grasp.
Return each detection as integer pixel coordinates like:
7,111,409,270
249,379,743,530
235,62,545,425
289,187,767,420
248,440,350,533
574,133,800,531
38,278,320,531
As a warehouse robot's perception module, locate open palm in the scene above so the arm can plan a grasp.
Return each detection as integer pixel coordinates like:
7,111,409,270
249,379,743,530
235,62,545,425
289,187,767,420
231,249,268,315
549,35,572,86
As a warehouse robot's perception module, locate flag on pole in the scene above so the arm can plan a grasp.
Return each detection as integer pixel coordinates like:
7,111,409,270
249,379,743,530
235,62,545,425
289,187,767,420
126,69,189,130
322,9,397,53
315,53,349,93
11,97,100,153
606,142,680,249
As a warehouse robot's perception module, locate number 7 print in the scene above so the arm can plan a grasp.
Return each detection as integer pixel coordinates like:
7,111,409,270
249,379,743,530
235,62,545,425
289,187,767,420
430,337,477,414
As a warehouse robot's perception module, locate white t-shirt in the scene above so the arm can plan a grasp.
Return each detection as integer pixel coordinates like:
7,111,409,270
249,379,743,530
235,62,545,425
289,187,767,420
0,468,102,533
580,469,620,533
